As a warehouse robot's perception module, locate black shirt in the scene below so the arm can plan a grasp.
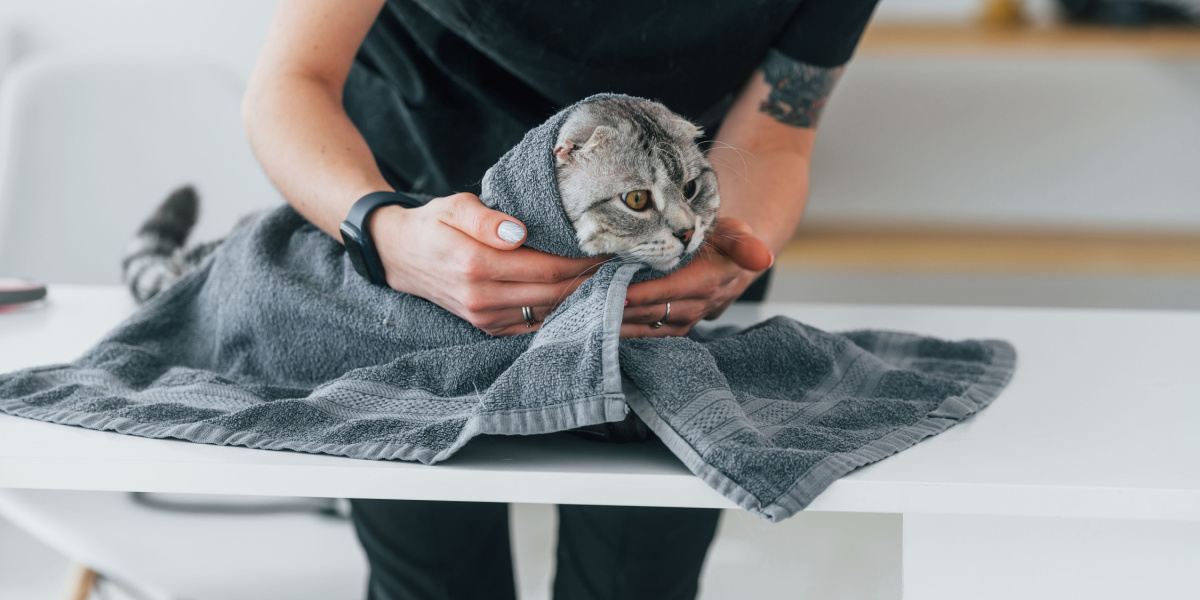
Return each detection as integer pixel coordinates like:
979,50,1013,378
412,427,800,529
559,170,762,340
343,0,879,196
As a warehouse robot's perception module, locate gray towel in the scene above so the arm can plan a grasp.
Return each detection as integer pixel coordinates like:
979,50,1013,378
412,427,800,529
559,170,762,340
0,95,1015,521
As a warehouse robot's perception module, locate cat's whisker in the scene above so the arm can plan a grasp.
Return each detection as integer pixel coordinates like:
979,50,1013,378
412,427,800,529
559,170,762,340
699,140,754,166
571,255,621,280
703,158,750,183
552,255,623,307
700,140,752,182
705,229,743,241
710,231,748,241
699,139,750,153
703,156,751,184
699,140,755,163
702,231,760,253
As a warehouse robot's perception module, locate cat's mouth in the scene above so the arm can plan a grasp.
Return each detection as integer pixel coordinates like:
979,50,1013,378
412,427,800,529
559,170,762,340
622,244,696,272
616,250,680,272
644,255,683,271
620,228,707,272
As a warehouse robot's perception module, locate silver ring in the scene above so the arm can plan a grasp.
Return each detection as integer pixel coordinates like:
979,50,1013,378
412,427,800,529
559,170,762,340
651,301,671,329
521,305,536,328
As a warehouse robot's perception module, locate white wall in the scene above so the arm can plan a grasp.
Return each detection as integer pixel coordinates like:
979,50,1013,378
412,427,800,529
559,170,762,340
0,0,274,82
0,0,1196,232
809,55,1200,231
0,24,15,74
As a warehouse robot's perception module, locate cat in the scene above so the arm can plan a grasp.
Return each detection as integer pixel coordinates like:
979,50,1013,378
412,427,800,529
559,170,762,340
122,96,719,302
554,96,719,272
121,185,219,303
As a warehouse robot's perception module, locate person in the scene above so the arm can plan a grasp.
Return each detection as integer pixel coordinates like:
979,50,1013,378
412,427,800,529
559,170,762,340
242,1,879,598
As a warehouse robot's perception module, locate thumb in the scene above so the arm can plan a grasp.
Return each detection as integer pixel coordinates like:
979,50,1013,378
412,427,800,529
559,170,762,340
437,192,527,250
711,217,774,271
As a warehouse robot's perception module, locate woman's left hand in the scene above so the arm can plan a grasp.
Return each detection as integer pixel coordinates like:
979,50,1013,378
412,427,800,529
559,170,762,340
622,217,774,337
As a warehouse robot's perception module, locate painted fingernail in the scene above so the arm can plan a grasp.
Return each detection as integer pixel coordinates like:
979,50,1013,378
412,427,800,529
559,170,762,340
497,221,525,244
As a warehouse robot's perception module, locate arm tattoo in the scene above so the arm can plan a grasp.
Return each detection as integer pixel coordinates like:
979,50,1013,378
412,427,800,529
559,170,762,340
758,50,844,128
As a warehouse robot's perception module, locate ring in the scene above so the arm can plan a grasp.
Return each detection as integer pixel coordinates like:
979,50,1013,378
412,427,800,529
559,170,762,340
521,305,536,328
651,301,671,329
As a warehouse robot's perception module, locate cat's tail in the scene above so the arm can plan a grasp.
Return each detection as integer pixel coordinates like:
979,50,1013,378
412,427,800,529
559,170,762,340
121,185,203,303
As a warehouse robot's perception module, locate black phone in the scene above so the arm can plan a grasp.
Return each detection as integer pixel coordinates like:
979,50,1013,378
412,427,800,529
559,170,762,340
0,279,47,306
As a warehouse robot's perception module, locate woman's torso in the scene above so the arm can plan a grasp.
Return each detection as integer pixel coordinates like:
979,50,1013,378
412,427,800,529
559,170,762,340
343,0,805,196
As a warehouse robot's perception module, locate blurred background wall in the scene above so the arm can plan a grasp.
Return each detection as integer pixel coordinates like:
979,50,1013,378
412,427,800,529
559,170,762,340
1,1,1195,229
0,1,273,80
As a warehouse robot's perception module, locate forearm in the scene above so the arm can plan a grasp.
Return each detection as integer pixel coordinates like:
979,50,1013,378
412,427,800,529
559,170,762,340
244,73,390,240
710,53,844,253
708,128,811,253
242,0,388,241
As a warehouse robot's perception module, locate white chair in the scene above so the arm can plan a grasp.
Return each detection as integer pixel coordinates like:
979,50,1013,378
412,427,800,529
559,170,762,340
0,54,280,283
0,55,366,600
0,490,367,600
0,24,16,80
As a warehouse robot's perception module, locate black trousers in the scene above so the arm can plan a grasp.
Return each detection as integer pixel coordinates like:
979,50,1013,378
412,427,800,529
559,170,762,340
349,271,772,600
350,500,721,600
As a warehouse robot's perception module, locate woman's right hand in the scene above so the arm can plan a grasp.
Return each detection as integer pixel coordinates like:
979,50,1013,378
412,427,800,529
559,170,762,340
244,5,599,336
369,192,604,336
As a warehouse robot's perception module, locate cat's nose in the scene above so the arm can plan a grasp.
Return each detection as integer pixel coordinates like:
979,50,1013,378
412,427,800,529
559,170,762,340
673,227,695,245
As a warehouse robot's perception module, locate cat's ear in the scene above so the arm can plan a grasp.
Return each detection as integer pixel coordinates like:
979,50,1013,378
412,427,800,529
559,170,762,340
676,119,704,140
554,125,616,165
554,139,577,164
581,125,616,150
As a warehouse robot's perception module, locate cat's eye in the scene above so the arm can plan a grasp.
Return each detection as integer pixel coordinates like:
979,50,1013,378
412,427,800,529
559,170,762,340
622,189,652,212
682,179,698,200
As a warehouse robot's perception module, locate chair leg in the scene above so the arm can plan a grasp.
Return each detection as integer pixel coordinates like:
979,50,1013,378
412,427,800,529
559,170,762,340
63,564,98,600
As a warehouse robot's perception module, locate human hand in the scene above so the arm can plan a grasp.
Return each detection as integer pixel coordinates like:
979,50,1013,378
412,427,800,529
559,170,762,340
622,217,773,337
370,192,603,336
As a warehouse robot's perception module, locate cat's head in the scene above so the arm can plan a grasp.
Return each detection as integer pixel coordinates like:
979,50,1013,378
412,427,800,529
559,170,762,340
553,97,719,272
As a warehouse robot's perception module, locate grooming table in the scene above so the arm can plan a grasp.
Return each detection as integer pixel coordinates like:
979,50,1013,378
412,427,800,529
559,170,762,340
2,285,1197,599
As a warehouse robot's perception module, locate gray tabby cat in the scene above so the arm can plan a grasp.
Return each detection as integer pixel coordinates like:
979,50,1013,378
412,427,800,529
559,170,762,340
122,96,718,302
553,96,719,272
121,186,221,302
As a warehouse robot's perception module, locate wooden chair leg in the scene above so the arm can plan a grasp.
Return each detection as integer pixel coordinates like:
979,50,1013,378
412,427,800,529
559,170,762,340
63,564,98,600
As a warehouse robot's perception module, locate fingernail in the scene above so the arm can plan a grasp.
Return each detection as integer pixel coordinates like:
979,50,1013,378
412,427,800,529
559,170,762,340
497,221,525,244
624,299,629,307
767,251,776,269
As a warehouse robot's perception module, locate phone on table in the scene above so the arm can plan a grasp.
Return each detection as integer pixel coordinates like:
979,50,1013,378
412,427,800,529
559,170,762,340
0,279,47,307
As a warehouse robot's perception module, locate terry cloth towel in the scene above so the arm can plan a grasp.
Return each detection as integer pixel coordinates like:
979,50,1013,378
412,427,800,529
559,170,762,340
0,94,1016,521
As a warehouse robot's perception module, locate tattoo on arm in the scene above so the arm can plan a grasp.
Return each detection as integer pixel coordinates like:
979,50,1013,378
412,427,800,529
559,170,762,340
758,50,844,128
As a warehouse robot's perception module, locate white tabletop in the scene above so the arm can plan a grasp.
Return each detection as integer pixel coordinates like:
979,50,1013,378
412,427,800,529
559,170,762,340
1,285,1197,521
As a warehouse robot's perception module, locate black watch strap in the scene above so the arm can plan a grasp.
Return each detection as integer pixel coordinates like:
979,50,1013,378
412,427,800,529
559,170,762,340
340,191,425,285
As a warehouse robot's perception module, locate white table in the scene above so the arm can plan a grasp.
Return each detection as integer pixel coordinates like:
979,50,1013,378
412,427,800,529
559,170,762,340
3,285,1199,599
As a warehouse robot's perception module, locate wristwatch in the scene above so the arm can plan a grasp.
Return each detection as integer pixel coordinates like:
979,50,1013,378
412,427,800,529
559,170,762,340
339,191,425,285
